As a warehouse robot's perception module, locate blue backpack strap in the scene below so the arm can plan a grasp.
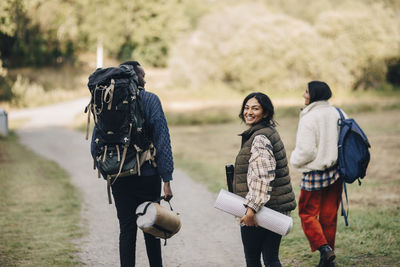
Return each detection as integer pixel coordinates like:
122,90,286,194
340,182,349,226
335,107,345,122
336,107,350,226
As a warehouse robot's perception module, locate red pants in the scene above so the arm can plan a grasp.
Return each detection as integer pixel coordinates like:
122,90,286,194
298,180,342,252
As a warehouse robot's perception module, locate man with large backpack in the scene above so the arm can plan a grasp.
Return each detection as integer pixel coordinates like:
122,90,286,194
88,61,173,267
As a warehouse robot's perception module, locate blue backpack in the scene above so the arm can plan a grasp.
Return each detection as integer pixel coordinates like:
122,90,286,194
336,108,371,183
336,107,371,226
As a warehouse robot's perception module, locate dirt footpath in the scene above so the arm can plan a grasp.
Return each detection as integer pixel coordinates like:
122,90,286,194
10,98,245,267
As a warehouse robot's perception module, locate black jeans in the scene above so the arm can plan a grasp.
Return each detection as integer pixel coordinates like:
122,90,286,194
241,226,283,267
111,174,162,267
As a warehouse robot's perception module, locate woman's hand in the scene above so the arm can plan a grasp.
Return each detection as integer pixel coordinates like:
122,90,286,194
240,207,258,227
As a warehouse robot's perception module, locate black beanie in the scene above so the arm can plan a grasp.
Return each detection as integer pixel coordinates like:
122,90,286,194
308,81,332,104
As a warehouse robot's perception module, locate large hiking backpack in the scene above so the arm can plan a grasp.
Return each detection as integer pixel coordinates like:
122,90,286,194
85,65,156,204
335,107,371,225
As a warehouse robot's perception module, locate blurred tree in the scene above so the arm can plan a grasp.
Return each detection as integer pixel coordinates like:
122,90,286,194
77,0,195,67
0,0,16,36
170,3,341,92
0,56,11,101
170,0,400,92
0,0,204,69
0,0,77,68
387,58,400,87
316,2,400,90
0,0,16,100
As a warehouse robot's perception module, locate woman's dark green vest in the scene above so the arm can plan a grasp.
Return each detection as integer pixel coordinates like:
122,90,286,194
233,123,296,212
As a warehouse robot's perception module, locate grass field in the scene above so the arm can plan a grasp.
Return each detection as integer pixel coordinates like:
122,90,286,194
169,107,400,266
0,133,82,266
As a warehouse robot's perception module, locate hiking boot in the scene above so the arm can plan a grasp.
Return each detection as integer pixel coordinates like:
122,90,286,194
318,244,335,267
318,258,336,267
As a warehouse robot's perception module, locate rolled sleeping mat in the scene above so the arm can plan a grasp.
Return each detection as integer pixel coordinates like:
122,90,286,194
136,201,181,239
214,189,293,236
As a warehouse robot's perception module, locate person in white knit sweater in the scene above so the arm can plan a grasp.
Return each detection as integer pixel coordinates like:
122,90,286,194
290,81,343,267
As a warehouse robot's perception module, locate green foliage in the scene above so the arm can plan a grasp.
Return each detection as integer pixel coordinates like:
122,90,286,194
0,0,203,68
5,64,89,108
0,0,16,36
74,0,201,67
170,0,400,92
10,75,45,107
0,0,77,67
315,2,400,90
0,58,11,101
2,0,399,93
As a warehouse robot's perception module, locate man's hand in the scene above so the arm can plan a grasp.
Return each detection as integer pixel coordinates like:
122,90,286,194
163,181,173,201
240,207,258,227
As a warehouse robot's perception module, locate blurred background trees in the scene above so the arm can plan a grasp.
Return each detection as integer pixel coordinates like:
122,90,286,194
0,0,400,105
170,0,400,92
0,0,205,68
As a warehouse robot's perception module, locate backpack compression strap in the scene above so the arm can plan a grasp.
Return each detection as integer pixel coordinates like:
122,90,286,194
84,100,92,140
104,79,115,110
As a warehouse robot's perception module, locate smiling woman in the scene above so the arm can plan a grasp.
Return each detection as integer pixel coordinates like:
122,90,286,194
232,92,296,267
239,92,276,127
242,98,266,125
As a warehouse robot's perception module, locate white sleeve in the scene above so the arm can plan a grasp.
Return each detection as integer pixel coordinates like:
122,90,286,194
290,119,317,170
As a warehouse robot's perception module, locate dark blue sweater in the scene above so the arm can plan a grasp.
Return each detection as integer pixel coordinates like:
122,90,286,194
91,90,174,182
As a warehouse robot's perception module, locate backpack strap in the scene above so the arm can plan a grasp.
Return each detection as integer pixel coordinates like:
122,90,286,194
134,144,142,176
116,145,121,162
150,143,157,167
107,175,112,204
94,138,101,179
335,107,345,125
340,182,349,227
93,85,105,119
336,107,349,226
84,99,92,140
104,79,115,110
102,145,108,162
112,123,133,185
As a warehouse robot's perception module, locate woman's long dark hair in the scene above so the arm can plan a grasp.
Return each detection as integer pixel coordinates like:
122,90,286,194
239,92,276,126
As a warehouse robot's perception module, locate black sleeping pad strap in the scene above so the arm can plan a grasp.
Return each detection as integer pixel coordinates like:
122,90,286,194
136,196,166,216
136,196,173,246
136,201,153,216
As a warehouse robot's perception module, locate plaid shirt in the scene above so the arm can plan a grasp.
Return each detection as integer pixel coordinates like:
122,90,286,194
300,165,340,191
244,135,276,212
